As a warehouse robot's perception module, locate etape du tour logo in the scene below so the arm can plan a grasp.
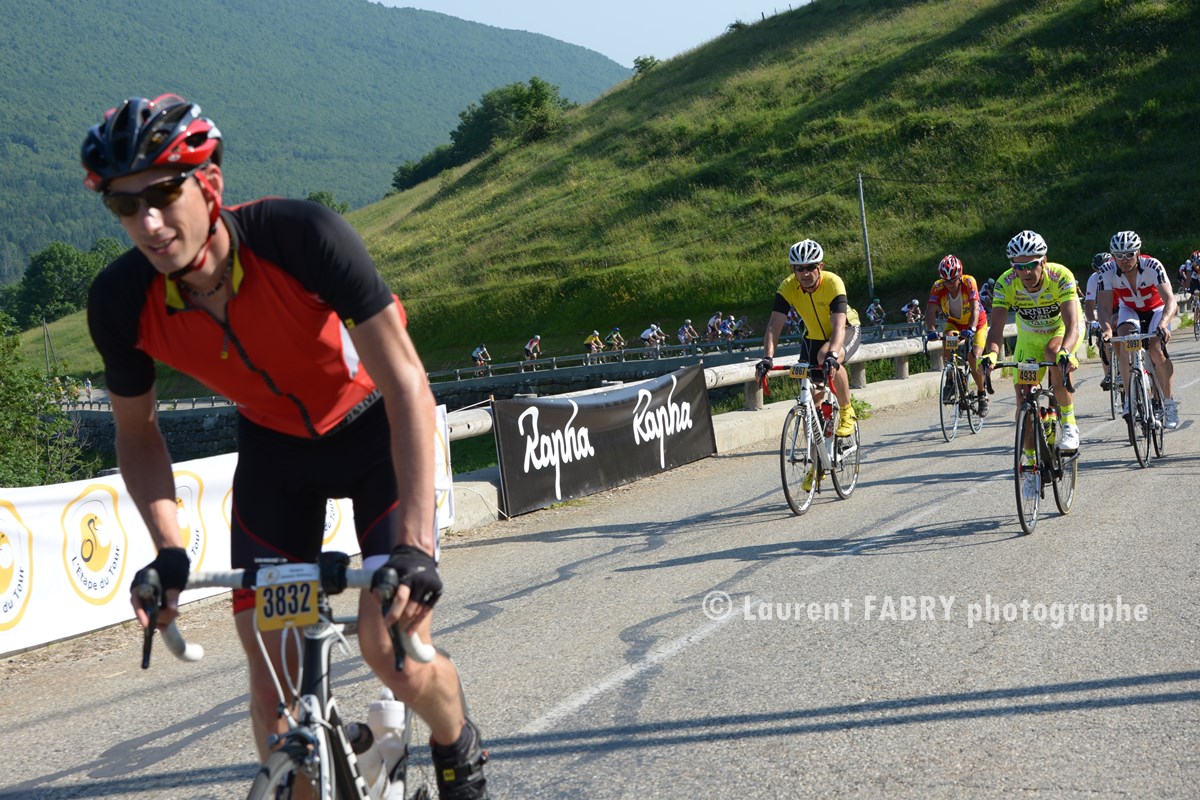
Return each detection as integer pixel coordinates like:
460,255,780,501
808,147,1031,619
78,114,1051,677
323,498,344,546
61,485,128,605
0,501,34,630
174,471,209,571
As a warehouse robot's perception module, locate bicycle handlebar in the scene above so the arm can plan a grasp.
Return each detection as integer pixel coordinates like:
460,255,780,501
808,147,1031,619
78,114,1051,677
140,565,437,669
1106,329,1170,360
983,358,1075,394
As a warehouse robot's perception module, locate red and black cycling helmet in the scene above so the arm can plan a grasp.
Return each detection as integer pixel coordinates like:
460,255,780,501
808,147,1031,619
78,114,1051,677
82,94,222,192
937,254,963,281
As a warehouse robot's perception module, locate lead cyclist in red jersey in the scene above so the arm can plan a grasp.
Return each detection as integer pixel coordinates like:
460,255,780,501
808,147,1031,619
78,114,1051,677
82,94,487,799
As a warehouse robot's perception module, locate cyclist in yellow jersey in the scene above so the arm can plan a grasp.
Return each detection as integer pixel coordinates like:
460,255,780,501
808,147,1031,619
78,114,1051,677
758,238,862,437
981,230,1083,460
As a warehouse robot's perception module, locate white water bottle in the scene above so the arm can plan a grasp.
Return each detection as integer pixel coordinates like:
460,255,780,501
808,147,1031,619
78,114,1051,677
366,688,409,800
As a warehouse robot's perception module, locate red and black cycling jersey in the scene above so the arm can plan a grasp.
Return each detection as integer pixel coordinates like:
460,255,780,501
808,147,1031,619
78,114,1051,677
87,198,405,438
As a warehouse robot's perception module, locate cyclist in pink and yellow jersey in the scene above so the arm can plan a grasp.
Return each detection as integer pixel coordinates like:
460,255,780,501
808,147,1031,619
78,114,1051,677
924,254,990,416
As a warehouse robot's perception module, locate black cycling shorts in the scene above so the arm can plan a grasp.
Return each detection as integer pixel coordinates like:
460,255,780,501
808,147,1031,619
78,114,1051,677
799,325,862,382
229,399,400,611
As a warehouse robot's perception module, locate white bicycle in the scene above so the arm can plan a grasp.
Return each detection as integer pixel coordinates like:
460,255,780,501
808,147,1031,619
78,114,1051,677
138,551,436,800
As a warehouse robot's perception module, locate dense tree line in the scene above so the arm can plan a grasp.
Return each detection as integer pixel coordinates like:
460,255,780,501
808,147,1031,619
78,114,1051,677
0,311,96,487
392,77,578,191
0,238,123,331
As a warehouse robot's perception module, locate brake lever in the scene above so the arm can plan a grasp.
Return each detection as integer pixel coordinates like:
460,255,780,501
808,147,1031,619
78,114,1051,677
135,568,162,670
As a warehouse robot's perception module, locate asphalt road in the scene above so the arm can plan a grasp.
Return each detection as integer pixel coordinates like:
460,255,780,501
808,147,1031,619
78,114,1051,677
4,337,1199,799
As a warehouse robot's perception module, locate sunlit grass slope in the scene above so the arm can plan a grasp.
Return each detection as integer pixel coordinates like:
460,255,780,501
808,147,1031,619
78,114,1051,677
359,0,1199,369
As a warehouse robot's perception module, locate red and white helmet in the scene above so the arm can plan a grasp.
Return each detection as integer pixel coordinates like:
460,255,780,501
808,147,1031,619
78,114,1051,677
937,254,963,281
82,94,222,191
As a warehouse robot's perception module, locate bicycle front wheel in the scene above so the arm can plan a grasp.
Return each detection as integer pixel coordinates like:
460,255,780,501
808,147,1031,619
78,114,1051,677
780,405,818,515
1127,369,1149,468
962,368,983,434
247,743,314,800
1150,380,1166,458
831,420,860,499
1014,404,1041,535
938,366,960,442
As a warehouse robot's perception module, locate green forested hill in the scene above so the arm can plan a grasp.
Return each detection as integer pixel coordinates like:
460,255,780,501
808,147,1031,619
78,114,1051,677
0,0,628,280
20,0,1200,379
355,0,1200,365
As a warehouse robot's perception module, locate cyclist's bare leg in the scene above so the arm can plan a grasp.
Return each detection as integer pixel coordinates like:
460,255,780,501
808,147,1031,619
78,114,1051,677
234,610,304,762
969,345,985,392
1114,322,1136,392
1014,382,1036,451
1148,336,1174,399
1043,336,1074,410
355,591,469,748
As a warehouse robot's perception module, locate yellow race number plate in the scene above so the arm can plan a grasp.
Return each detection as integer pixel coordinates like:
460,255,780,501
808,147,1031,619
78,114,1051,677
789,364,809,379
1016,360,1041,385
1125,337,1143,352
255,563,320,631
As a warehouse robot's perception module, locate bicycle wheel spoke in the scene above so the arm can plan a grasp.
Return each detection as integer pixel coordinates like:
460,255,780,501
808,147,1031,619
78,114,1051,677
1128,369,1149,468
1053,450,1077,515
938,367,958,442
1014,405,1041,535
780,406,818,515
831,420,860,499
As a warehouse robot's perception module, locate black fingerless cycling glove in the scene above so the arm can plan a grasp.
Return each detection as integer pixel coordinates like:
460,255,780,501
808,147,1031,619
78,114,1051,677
131,546,191,595
380,545,443,607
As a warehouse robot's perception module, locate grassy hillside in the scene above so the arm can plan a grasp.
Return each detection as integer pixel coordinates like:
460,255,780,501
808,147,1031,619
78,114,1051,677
358,0,1199,369
0,0,628,277
22,0,1200,381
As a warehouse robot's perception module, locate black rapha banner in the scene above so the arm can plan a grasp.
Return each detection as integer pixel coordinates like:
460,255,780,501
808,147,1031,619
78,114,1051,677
493,365,716,517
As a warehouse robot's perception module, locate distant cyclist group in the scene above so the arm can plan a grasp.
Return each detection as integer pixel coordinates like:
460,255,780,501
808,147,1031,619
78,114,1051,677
757,227,1189,522
468,312,758,369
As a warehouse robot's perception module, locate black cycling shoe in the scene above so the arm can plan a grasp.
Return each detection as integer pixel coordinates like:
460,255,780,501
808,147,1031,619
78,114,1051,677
433,719,489,800
1100,376,1112,392
976,395,989,417
941,385,956,404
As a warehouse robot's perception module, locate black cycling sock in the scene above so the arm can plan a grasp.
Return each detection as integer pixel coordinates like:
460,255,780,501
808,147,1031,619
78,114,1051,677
431,719,477,764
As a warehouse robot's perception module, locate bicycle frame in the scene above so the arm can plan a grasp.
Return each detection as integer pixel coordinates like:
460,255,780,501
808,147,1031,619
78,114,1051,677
1107,331,1167,466
929,331,983,441
782,365,839,471
141,553,435,800
986,359,1077,535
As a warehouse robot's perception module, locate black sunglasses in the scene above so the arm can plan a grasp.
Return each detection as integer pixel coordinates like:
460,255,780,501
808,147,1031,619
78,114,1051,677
1010,259,1042,271
102,166,201,218
793,263,821,273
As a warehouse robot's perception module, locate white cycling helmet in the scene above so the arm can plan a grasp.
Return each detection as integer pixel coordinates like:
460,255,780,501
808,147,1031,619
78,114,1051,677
684,319,691,324
1109,230,1141,254
1005,229,1048,260
788,239,824,265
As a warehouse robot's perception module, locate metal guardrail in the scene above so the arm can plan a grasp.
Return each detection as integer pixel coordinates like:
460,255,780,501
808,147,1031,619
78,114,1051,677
427,336,766,383
64,396,234,412
442,323,1019,443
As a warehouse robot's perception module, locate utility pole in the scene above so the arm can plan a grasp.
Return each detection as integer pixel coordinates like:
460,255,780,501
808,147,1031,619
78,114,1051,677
857,173,874,299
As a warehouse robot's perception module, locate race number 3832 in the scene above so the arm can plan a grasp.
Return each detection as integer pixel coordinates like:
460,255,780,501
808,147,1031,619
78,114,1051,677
255,563,320,631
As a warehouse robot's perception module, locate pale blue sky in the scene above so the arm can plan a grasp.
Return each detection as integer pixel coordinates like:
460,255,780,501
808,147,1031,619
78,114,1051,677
374,1,805,67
